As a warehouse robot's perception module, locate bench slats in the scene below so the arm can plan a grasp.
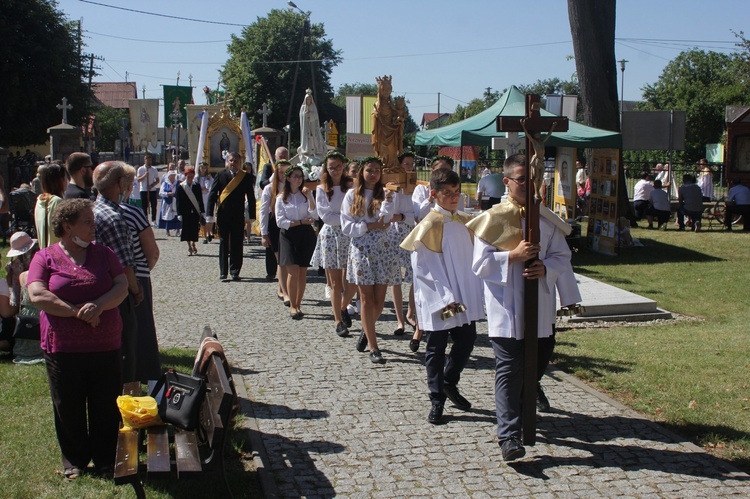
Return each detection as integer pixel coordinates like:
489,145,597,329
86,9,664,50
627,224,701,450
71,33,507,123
146,425,171,476
174,429,203,476
114,428,140,484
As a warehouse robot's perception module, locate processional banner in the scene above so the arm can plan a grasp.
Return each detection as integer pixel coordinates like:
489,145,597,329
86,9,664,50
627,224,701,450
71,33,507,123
186,104,221,166
163,85,193,128
128,99,159,151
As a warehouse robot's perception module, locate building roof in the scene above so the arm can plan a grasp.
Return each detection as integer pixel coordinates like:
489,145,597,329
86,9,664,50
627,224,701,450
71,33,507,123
421,113,451,128
92,82,138,109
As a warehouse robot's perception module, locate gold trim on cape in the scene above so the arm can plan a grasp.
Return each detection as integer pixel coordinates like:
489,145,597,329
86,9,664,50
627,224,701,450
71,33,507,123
218,169,246,208
400,209,475,253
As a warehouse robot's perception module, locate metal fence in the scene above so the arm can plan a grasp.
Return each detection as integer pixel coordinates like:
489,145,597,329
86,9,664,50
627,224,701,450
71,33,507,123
622,162,728,201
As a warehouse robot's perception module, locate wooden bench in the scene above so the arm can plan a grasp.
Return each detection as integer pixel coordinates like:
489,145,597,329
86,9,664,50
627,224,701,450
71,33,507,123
114,331,235,498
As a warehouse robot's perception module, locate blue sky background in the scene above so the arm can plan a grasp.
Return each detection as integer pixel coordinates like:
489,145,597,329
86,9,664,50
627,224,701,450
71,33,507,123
57,0,747,126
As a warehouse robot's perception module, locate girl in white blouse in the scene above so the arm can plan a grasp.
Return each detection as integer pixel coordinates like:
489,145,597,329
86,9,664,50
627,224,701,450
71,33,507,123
311,152,358,337
275,164,318,320
341,157,396,364
260,160,290,305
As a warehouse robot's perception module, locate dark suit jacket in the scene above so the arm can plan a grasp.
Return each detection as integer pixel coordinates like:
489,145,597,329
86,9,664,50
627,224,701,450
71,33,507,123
207,168,256,222
259,162,274,189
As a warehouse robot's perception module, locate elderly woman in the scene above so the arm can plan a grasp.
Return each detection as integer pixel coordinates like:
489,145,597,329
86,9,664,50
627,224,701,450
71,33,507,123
27,198,128,480
175,166,204,256
159,169,181,236
34,162,68,248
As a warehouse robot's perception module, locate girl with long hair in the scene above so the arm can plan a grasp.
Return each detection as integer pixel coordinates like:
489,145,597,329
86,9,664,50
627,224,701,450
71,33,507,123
260,160,291,304
34,162,68,248
341,157,397,364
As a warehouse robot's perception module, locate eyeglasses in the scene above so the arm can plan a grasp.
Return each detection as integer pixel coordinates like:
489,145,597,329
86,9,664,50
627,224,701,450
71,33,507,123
327,164,343,171
506,176,527,184
289,174,304,179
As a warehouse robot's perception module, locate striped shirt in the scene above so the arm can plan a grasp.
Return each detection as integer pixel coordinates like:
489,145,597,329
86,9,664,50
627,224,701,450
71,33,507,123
94,195,135,269
121,202,151,278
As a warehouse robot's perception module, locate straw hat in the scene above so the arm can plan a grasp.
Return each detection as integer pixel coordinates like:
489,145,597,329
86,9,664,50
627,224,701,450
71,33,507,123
7,232,38,258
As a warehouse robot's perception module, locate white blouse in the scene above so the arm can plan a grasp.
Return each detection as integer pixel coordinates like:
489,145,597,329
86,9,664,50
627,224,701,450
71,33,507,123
340,189,395,238
275,191,318,229
259,180,284,235
316,185,347,227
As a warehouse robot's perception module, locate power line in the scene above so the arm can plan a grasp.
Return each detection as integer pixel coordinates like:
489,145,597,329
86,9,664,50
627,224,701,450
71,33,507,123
88,30,231,44
78,0,247,27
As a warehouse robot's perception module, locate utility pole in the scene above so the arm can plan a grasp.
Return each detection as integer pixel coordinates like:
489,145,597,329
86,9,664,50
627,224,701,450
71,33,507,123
142,85,146,99
85,53,103,88
618,59,628,128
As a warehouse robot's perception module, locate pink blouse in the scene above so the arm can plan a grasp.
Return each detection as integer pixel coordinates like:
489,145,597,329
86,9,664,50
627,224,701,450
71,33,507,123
27,243,124,354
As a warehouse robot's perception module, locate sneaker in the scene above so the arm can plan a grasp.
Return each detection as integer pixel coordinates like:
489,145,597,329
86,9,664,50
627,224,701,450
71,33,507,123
369,348,386,364
346,304,357,316
324,285,331,299
335,322,350,337
356,331,368,352
428,403,444,424
499,438,525,462
537,385,551,413
341,308,352,328
443,383,471,410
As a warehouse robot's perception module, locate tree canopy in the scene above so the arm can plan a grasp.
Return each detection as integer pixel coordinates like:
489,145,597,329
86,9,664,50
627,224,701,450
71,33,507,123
222,9,342,139
0,0,92,146
640,49,749,160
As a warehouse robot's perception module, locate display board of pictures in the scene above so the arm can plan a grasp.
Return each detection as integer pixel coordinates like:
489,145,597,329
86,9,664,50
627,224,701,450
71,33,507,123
586,149,620,255
553,147,576,220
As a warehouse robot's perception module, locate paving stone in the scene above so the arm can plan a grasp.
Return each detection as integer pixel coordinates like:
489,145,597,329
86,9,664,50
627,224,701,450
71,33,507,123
150,235,750,497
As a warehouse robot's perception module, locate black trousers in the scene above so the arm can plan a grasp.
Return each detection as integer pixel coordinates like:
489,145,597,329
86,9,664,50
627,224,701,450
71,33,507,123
218,216,245,277
140,191,158,223
45,349,121,469
119,295,138,383
424,322,477,404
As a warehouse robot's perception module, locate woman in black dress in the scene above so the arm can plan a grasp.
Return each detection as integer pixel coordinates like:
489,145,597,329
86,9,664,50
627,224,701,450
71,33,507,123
175,167,204,256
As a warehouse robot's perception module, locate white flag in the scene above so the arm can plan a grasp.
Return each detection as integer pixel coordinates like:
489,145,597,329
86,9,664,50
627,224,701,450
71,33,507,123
195,110,209,166
240,110,255,175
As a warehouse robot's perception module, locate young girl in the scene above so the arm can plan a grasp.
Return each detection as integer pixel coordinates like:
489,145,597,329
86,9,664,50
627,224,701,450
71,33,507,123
275,164,318,319
341,157,396,364
260,160,291,305
34,162,68,248
311,152,357,337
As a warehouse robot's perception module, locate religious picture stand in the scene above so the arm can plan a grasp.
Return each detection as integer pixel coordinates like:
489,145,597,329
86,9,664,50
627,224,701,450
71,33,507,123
497,95,568,445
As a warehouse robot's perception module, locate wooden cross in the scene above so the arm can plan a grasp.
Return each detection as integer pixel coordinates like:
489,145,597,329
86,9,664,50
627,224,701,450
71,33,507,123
258,103,271,128
496,94,568,446
56,97,73,124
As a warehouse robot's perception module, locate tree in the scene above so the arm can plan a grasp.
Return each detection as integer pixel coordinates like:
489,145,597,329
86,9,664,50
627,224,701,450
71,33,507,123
567,0,619,132
95,106,128,152
222,9,342,143
444,99,487,126
0,0,93,146
640,49,749,160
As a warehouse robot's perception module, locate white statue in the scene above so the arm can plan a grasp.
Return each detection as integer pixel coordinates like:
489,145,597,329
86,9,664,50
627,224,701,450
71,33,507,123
297,89,327,165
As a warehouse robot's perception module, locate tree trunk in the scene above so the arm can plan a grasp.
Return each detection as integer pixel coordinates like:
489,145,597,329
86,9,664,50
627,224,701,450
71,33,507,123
567,0,620,132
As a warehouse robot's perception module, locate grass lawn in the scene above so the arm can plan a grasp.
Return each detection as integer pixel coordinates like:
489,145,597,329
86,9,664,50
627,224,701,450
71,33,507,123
556,224,750,472
0,347,261,498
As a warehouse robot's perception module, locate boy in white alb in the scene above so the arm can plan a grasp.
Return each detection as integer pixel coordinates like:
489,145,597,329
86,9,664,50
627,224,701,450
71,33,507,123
401,168,484,425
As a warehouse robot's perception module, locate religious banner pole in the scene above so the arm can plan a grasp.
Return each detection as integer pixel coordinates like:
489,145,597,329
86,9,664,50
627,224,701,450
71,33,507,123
497,94,568,445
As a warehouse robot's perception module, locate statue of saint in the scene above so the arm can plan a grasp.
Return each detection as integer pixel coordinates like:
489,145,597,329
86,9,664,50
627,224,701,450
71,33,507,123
297,89,327,165
371,75,405,173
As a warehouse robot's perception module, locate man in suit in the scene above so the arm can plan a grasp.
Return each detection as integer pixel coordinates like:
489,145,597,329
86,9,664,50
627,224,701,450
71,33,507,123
206,152,256,281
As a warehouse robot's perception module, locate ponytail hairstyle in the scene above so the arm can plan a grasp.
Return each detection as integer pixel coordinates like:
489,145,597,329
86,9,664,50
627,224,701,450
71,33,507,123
350,156,385,218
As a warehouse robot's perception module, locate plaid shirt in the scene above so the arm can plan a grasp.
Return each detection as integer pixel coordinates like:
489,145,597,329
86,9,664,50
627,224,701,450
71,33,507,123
94,195,135,269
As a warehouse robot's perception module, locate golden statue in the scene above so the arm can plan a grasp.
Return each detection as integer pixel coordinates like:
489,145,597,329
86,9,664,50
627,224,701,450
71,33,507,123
371,75,405,173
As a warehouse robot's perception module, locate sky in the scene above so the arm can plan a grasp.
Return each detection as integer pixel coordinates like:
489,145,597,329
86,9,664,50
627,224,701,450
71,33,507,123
56,0,747,127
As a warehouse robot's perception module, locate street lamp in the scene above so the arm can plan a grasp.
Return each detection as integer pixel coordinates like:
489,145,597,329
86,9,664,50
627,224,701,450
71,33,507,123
618,59,628,127
283,124,291,151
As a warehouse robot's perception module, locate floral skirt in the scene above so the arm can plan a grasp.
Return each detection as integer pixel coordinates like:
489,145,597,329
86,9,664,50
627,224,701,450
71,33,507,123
387,220,415,285
346,229,399,286
310,224,349,270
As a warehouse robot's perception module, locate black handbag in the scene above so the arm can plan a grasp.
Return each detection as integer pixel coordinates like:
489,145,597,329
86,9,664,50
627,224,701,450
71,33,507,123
150,368,206,431
13,315,40,340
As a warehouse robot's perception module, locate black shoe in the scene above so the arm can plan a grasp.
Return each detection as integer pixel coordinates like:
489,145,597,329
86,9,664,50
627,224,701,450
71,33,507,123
335,322,350,337
356,331,368,352
443,383,471,410
207,234,214,242
428,403,444,424
291,311,303,320
409,339,420,353
220,275,229,282
266,274,276,282
231,275,240,281
369,348,386,364
500,438,525,462
537,385,551,413
203,239,209,244
393,327,405,336
283,300,290,307
341,308,352,328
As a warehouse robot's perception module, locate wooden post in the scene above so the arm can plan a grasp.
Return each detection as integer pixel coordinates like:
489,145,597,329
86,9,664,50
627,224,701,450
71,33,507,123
496,94,568,445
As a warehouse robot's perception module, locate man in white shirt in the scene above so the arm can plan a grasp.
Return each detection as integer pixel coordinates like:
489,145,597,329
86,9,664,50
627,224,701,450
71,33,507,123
726,177,750,232
136,154,161,226
646,179,671,230
632,171,654,222
475,169,505,210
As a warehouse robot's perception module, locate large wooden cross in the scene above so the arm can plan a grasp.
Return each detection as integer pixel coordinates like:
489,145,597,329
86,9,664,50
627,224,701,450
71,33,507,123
497,94,568,445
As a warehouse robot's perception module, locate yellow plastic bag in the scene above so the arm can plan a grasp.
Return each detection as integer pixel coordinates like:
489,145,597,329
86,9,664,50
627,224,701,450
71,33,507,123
117,395,162,431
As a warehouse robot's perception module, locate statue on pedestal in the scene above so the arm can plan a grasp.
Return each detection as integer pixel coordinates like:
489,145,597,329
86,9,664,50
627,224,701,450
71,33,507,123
371,75,405,173
297,89,327,165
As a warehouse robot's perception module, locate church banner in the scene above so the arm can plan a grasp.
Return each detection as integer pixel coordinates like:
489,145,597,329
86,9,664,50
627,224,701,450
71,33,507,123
163,85,193,128
128,99,159,151
186,104,221,166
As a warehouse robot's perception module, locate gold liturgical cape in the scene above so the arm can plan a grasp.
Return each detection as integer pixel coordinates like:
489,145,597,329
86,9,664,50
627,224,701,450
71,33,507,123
466,198,572,251
400,209,475,253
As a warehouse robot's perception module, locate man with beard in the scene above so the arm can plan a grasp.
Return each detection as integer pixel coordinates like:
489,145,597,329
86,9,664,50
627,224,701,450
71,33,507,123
64,152,96,200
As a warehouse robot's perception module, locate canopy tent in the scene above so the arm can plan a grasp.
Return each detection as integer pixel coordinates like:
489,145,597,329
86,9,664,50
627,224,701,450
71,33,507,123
415,86,621,149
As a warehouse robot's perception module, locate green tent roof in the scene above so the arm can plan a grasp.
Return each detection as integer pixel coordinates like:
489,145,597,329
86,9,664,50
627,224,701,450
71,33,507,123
415,86,622,149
